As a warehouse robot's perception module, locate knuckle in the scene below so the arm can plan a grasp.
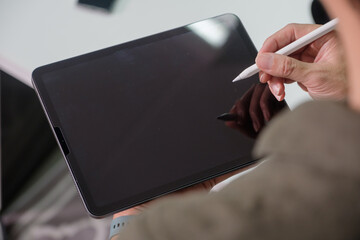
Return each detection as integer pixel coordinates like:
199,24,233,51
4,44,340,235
264,35,273,44
285,23,293,29
285,23,297,30
261,37,275,51
282,57,296,77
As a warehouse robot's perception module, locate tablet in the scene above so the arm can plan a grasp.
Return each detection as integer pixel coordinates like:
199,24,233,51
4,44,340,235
32,14,286,217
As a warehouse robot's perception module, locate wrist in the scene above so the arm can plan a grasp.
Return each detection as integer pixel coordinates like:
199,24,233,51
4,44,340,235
113,208,141,219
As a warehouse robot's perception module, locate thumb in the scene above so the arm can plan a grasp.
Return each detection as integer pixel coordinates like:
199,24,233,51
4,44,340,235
256,53,311,83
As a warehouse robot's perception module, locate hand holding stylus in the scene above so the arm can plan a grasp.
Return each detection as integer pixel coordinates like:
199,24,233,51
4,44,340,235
235,20,347,101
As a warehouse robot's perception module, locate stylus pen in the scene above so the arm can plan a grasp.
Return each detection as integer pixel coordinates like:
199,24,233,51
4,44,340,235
232,18,339,82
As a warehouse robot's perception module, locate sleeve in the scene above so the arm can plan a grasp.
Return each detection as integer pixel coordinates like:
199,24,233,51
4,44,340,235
115,101,360,240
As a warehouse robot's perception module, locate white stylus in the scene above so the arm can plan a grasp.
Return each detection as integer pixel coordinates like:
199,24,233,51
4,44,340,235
232,18,339,82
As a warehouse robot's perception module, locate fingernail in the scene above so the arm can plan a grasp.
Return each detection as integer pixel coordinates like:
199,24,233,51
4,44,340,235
256,53,274,70
259,73,265,82
272,84,281,95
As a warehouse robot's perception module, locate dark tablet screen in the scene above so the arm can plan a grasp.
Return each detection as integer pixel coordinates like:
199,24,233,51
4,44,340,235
32,14,286,217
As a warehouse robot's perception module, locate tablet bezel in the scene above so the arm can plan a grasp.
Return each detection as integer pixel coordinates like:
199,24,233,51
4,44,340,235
32,13,260,217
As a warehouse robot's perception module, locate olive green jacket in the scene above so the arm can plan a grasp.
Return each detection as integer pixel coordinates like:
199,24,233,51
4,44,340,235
116,101,360,240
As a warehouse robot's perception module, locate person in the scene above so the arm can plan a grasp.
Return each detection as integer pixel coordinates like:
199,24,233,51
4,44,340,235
110,0,360,238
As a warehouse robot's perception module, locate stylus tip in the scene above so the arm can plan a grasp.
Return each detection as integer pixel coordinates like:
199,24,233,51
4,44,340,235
232,72,246,82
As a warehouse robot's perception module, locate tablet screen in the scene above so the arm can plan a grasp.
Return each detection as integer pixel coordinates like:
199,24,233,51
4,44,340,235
32,14,286,217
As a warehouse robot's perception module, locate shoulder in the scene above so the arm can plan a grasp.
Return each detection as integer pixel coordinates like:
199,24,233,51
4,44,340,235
254,101,360,176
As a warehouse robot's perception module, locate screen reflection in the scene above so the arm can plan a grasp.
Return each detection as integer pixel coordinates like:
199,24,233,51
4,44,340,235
187,19,232,49
219,83,287,139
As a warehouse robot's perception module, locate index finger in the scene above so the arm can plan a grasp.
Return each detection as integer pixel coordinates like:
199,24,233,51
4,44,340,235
259,23,322,54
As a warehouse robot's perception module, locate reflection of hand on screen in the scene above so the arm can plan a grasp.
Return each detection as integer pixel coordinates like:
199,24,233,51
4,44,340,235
225,83,286,138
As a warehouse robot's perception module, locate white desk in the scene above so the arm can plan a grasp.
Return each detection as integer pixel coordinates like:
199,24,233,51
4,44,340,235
0,0,313,108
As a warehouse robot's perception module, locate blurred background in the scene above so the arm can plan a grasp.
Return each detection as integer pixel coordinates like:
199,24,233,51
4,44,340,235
0,0,327,239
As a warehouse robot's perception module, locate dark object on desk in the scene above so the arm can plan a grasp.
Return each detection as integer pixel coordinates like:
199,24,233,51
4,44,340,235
78,0,117,11
311,0,330,24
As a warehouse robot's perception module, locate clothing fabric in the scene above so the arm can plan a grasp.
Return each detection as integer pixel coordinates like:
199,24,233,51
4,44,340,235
116,101,360,240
